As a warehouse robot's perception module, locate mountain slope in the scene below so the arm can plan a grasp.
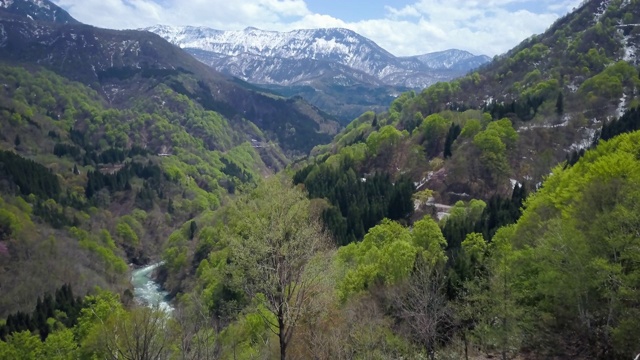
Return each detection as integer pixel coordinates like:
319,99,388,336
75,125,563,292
146,25,490,88
0,0,78,24
305,0,640,203
404,49,492,72
144,25,491,123
0,4,339,155
0,0,338,316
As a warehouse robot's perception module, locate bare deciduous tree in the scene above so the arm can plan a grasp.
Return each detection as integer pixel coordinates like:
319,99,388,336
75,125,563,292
390,263,450,360
228,177,331,360
173,292,220,360
100,306,172,360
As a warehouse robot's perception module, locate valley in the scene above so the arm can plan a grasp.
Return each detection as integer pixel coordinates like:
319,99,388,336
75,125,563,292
0,0,640,359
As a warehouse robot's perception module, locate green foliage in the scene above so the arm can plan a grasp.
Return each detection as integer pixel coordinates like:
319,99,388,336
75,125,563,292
0,150,61,199
0,209,21,240
337,219,414,299
294,156,415,245
218,311,272,359
116,221,139,246
460,119,482,138
389,91,415,116
337,217,446,300
41,329,79,360
420,114,451,157
333,113,374,150
470,225,524,358
197,239,238,315
70,227,127,276
521,78,559,100
412,217,448,267
0,331,42,360
417,81,461,115
442,186,526,258
0,284,82,342
0,63,280,321
579,61,640,103
472,118,518,184
485,118,518,148
489,131,640,358
513,43,550,64
366,125,405,155
225,177,330,359
461,232,487,265
473,130,508,179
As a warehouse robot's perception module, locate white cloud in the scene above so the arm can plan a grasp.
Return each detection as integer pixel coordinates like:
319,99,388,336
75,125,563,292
51,0,574,57
384,5,421,20
375,0,561,55
547,0,583,13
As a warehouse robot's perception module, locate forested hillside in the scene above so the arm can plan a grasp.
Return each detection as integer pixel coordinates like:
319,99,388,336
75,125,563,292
0,63,275,317
0,0,339,319
3,130,638,359
305,0,640,203
0,2,339,156
1,0,640,359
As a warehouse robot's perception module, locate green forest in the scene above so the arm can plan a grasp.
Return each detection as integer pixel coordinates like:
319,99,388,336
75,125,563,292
1,0,640,359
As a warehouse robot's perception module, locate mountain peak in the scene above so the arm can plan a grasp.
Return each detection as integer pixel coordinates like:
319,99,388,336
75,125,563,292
145,25,491,92
406,49,491,70
0,0,79,24
144,25,490,121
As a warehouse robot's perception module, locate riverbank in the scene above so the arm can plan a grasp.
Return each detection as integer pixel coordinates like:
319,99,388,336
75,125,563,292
130,262,173,312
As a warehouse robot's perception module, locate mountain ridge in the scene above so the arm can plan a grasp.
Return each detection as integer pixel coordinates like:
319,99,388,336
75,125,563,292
144,24,490,122
0,0,78,24
403,49,492,71
0,0,340,155
0,0,339,317
307,0,640,202
144,25,491,89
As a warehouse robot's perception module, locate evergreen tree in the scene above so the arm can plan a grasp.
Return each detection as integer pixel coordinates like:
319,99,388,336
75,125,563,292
555,91,564,115
444,124,462,158
189,220,197,240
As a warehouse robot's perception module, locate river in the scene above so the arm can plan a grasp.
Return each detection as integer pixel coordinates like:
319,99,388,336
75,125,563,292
130,262,173,312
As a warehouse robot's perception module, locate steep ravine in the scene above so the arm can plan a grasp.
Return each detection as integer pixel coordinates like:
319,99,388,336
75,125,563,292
130,262,173,312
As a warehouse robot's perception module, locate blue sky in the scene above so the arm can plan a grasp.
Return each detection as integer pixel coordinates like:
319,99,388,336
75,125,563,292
304,0,562,22
52,0,582,56
305,0,416,22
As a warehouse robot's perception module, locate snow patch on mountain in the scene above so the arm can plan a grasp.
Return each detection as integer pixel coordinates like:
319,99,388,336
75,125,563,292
617,94,628,118
0,0,77,24
622,35,637,62
569,127,597,152
145,25,490,89
0,24,6,47
594,0,611,22
407,49,491,70
33,0,50,9
1,0,51,9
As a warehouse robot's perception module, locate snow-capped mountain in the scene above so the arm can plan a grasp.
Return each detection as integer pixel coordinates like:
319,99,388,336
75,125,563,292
405,49,492,72
144,25,490,89
0,0,78,24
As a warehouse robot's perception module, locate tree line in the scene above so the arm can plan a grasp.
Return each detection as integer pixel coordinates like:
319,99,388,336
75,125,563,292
0,284,83,342
0,150,60,200
294,155,414,245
